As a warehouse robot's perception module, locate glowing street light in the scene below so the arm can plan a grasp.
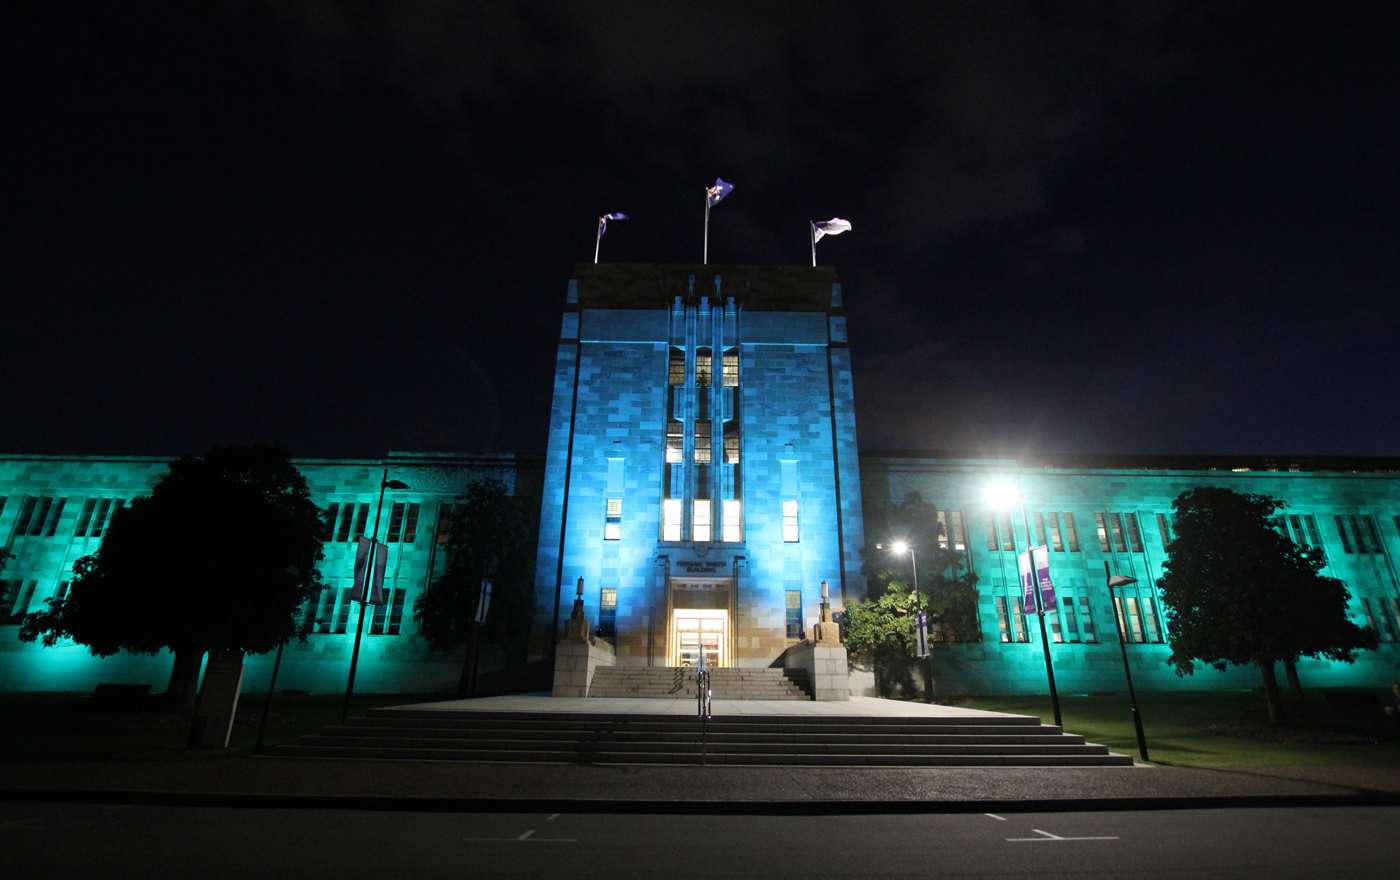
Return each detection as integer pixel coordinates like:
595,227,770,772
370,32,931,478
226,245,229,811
1106,566,1150,761
877,540,933,703
990,476,1062,728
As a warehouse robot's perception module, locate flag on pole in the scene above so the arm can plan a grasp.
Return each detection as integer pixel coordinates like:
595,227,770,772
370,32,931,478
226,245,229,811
350,536,389,605
706,178,734,207
598,213,629,235
812,217,852,241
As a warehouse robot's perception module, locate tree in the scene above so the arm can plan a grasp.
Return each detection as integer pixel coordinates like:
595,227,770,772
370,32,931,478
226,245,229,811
1157,486,1377,724
20,444,327,712
845,492,980,694
413,478,535,695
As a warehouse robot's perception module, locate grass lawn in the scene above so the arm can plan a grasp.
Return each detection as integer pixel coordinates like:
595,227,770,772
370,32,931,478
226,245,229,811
0,691,455,760
960,690,1400,767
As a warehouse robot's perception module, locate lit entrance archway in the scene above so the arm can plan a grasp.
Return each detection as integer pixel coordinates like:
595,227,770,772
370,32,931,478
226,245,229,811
671,608,727,667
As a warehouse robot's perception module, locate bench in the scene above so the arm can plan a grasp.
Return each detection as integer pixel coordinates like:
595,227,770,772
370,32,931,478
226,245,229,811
91,683,152,711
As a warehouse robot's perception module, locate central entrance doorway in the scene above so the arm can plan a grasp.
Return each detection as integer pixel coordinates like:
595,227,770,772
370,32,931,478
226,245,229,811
670,609,728,667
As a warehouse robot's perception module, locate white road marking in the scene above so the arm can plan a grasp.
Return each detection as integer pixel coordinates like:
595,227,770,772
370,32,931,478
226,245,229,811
0,818,43,830
985,813,1006,821
547,814,560,821
463,828,578,843
1007,829,1119,842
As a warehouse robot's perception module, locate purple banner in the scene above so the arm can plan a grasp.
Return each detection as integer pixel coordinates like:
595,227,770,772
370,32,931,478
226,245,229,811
1034,545,1056,612
1018,550,1037,612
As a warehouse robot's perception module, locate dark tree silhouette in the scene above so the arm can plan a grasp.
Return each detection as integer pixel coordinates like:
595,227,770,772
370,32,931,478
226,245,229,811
413,478,535,695
20,444,326,712
848,492,980,694
1157,486,1377,724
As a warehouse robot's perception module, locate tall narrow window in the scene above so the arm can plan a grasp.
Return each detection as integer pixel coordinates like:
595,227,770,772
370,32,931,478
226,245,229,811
386,586,406,635
999,513,1015,551
668,347,685,385
1094,513,1112,552
1126,597,1145,642
722,348,739,386
722,500,742,542
322,503,340,541
662,499,682,542
1048,512,1064,552
786,590,804,639
666,421,684,463
1034,512,1047,547
723,423,739,463
695,348,712,386
1011,597,1029,642
1049,604,1064,643
1357,515,1382,554
1124,513,1143,552
1303,514,1323,548
599,588,617,638
14,498,38,535
42,498,66,537
402,503,420,544
1063,513,1080,552
984,512,999,552
1156,512,1172,546
435,503,456,545
75,498,98,538
693,500,712,542
1061,596,1081,642
996,596,1012,642
782,501,799,542
1360,598,1382,639
1077,595,1095,641
949,510,966,552
336,504,356,542
693,420,712,463
387,503,406,542
332,587,352,634
1110,514,1129,553
1142,597,1163,642
605,498,622,541
1335,515,1355,553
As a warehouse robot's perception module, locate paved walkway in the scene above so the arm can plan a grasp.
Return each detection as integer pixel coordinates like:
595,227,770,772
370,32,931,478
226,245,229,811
392,694,1025,718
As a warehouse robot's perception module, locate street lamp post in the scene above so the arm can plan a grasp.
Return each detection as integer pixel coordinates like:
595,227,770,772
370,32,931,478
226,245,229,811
1106,563,1150,761
994,478,1062,728
881,541,933,703
341,469,411,723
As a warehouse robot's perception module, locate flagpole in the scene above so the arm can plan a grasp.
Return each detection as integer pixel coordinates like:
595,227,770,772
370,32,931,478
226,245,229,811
594,219,602,264
703,194,710,264
342,468,389,724
810,223,817,267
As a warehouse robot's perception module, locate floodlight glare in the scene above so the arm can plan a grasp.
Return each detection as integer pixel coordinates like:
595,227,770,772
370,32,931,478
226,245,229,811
988,482,1020,510
891,541,909,555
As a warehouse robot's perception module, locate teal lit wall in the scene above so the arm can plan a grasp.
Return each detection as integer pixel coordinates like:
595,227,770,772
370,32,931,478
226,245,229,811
0,451,541,695
861,456,1400,695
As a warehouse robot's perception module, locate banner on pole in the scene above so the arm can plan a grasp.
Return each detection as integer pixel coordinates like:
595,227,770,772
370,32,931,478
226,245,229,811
1019,546,1056,613
1033,544,1056,613
350,536,389,605
914,609,930,658
475,578,492,624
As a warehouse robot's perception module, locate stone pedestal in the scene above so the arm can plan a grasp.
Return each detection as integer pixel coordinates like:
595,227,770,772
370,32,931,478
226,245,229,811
552,634,616,697
784,640,849,702
187,649,244,749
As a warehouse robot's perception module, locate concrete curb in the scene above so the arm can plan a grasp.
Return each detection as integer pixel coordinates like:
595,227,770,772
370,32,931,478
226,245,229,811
4,787,1399,815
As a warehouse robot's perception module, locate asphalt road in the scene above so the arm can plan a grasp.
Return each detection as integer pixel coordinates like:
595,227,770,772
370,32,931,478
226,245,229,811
1,802,1395,878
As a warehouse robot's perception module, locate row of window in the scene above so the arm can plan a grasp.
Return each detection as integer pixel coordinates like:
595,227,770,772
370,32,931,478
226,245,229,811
995,592,1165,645
656,499,745,543
323,501,422,544
668,347,739,387
4,496,125,541
311,582,408,635
665,421,740,465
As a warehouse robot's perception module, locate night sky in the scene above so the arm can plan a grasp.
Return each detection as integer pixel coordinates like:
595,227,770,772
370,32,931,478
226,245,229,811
3,2,1397,461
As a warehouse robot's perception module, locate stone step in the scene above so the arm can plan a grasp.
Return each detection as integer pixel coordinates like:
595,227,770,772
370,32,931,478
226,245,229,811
321,725,1088,746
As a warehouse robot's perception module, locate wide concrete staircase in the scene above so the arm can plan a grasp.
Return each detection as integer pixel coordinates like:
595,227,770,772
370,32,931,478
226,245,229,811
271,708,1133,766
587,666,812,700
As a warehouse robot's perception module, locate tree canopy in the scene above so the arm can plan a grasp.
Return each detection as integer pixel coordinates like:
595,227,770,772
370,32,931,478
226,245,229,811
845,492,981,694
413,477,535,694
1157,486,1377,722
20,444,327,710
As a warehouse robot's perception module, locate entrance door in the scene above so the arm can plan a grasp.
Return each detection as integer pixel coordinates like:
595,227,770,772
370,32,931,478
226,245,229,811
671,609,727,667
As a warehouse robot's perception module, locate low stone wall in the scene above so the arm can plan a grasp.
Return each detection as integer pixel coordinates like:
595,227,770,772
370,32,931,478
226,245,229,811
783,641,849,701
551,638,616,697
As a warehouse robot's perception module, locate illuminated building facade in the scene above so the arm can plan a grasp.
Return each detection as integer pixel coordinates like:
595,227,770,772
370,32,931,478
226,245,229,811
2,264,1399,696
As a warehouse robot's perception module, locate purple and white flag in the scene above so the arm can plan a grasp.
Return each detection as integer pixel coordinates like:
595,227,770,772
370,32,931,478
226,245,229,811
1018,549,1037,613
706,178,734,207
812,217,852,241
598,213,629,234
350,536,389,605
1033,545,1056,612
